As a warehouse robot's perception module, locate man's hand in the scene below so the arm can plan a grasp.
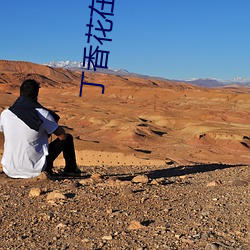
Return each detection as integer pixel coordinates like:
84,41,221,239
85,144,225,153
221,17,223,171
53,126,67,140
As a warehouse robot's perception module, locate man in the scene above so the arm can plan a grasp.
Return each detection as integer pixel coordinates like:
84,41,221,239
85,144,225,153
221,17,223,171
0,79,81,178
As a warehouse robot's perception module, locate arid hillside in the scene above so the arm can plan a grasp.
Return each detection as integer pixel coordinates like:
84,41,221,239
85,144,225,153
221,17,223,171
0,60,249,250
1,60,250,166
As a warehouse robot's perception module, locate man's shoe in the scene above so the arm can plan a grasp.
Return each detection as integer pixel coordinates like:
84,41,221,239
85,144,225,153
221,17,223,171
63,167,82,176
44,168,54,175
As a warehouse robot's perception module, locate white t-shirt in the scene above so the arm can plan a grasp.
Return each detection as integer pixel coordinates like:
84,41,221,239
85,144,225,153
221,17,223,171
0,108,59,178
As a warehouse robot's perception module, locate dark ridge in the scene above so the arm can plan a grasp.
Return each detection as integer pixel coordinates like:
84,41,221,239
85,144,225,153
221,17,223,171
151,129,167,136
134,149,152,154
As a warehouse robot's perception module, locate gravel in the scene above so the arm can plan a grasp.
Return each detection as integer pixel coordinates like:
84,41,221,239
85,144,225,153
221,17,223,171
0,163,249,250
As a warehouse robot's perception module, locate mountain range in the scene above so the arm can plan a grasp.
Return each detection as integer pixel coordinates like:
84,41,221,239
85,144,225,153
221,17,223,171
44,61,130,76
43,61,250,88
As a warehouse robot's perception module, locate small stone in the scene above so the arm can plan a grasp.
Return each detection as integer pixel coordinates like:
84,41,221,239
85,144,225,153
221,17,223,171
42,213,51,221
140,197,148,203
232,179,248,187
179,175,188,179
107,176,119,182
205,243,219,250
122,187,134,196
106,177,118,186
206,180,222,187
132,174,149,184
175,234,182,239
164,207,172,213
235,231,243,235
91,173,104,183
201,211,210,216
37,172,49,180
79,179,92,185
150,179,159,185
91,173,102,179
102,235,113,241
192,233,200,239
82,238,90,243
201,232,209,240
56,223,67,229
119,180,131,186
46,191,66,201
128,220,145,230
107,209,113,214
29,188,41,197
181,238,194,245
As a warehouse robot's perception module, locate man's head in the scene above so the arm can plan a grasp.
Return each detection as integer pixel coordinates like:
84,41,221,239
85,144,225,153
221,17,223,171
20,79,40,99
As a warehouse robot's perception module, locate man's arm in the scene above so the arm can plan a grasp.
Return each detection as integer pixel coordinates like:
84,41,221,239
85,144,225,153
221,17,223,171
53,126,67,140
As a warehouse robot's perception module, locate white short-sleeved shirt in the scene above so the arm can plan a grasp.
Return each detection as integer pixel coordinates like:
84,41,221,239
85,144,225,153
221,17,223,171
0,108,58,178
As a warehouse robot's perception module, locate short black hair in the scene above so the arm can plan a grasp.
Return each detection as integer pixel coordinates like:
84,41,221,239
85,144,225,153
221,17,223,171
20,79,40,98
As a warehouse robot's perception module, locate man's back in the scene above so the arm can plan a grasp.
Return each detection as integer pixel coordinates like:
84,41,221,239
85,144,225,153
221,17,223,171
0,108,58,178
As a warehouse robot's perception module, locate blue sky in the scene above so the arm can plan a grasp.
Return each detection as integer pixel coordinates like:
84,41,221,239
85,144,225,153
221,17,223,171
1,0,250,80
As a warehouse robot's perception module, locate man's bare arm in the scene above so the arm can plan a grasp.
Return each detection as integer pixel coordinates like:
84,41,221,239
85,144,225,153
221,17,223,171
53,126,67,140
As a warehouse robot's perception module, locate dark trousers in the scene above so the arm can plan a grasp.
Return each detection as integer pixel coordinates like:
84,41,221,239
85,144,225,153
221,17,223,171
45,134,77,172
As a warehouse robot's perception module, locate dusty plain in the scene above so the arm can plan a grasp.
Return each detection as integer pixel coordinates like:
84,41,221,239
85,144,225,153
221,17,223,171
0,60,249,249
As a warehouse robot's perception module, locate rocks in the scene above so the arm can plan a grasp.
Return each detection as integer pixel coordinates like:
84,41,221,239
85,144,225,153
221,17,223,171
29,188,41,197
122,187,134,196
150,179,159,185
174,234,182,239
205,243,219,250
181,238,194,245
128,220,145,230
91,173,104,183
46,191,66,202
81,238,90,243
0,164,249,249
79,173,104,185
206,180,222,187
106,208,113,214
56,223,67,229
179,175,188,179
80,173,150,187
106,176,119,185
36,172,50,180
102,235,113,241
79,178,92,185
106,177,130,186
132,174,149,184
232,179,248,186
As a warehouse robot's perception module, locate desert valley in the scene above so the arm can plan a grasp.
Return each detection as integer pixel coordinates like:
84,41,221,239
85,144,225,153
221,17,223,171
0,60,249,249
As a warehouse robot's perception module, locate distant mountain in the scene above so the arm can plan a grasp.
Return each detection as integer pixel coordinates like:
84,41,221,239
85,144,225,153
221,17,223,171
43,61,250,87
44,61,83,69
179,77,250,87
43,61,130,76
181,78,228,88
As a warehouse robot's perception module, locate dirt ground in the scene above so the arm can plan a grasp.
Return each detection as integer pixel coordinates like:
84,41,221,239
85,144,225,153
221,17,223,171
0,163,249,250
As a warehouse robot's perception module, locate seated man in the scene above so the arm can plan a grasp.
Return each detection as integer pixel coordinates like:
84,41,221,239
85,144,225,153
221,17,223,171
0,79,81,178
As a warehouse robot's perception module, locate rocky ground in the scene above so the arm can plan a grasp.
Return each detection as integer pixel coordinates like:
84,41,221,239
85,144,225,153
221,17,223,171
0,163,249,250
